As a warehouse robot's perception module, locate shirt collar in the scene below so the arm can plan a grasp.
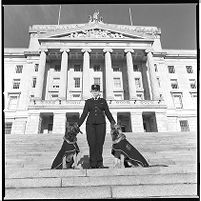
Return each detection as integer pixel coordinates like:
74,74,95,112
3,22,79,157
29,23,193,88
93,95,100,100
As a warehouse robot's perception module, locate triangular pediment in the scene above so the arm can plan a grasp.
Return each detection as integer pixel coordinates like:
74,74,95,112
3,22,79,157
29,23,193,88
39,23,154,40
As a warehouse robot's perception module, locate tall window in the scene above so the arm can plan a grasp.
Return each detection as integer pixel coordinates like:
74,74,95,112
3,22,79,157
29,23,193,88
171,79,178,89
172,94,183,109
94,65,101,72
157,78,160,87
186,66,193,73
113,78,121,88
133,65,139,72
52,78,60,89
189,79,196,89
74,65,81,72
54,65,60,72
74,78,80,88
16,65,23,73
13,79,20,89
114,94,123,100
154,64,158,72
180,120,190,132
8,96,18,110
5,122,12,134
32,77,36,88
34,64,39,72
94,77,101,86
135,78,141,89
168,66,175,73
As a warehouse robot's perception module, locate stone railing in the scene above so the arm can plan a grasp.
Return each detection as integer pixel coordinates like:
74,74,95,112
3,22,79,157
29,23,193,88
28,98,166,109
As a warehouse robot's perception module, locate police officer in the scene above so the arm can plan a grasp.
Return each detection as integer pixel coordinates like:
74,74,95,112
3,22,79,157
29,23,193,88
78,84,116,168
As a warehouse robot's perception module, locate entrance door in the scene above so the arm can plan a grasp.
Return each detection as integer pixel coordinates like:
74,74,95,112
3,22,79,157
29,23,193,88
142,112,158,132
180,120,190,132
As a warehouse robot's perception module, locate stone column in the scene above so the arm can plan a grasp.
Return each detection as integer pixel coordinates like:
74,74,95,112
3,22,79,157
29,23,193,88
145,49,160,100
124,48,137,99
155,112,168,132
103,48,114,100
25,113,41,134
81,48,91,100
131,112,144,132
52,113,66,134
35,48,48,99
59,48,70,100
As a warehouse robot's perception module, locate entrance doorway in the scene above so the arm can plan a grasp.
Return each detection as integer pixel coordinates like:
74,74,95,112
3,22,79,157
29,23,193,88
39,113,53,134
142,112,158,132
117,112,132,132
66,112,80,126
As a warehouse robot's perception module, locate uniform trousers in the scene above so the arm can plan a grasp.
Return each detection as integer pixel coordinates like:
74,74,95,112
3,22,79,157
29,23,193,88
86,123,106,168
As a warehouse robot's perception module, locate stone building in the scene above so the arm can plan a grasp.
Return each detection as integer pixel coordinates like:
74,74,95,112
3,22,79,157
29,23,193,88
4,11,197,135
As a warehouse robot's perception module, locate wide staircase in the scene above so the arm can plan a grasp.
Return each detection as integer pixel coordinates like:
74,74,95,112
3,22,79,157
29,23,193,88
5,131,198,199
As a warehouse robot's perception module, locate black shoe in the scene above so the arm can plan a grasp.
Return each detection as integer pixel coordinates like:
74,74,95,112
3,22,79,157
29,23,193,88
97,165,108,169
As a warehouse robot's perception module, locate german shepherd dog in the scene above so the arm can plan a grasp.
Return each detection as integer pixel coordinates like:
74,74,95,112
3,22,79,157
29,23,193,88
111,123,149,168
51,122,83,169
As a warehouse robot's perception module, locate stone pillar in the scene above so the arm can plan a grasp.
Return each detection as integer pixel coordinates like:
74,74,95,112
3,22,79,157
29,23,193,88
11,118,27,134
103,48,114,100
25,113,41,134
81,48,91,100
131,112,144,132
59,48,70,100
145,49,160,100
155,112,168,132
52,113,66,134
124,48,137,99
35,48,48,99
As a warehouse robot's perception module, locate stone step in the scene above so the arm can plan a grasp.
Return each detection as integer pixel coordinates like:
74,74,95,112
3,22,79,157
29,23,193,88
5,164,197,179
5,183,198,199
5,172,196,189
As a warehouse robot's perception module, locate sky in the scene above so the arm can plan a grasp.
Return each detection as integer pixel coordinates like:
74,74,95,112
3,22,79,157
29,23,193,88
3,4,197,49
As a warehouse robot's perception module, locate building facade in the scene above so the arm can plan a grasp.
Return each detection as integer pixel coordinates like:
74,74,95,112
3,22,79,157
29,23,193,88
4,12,197,135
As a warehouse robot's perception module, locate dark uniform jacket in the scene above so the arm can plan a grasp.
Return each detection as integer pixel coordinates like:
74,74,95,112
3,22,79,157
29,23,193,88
78,97,115,126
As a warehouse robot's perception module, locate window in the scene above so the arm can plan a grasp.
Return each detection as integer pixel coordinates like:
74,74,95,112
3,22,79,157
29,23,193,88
94,65,101,72
171,79,178,89
52,78,60,89
74,65,81,72
8,96,18,110
137,94,143,100
180,120,190,132
32,78,36,88
168,66,175,73
16,65,23,73
113,65,121,72
72,94,81,100
113,78,121,88
13,79,20,89
74,78,80,88
34,64,39,72
55,65,60,72
189,79,196,89
5,123,12,134
186,66,193,73
172,94,183,109
94,77,101,86
133,65,139,72
190,92,197,105
135,78,141,89
157,78,160,87
52,94,58,98
154,64,158,72
114,94,123,100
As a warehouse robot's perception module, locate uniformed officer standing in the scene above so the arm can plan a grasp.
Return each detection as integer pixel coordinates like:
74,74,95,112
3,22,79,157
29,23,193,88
78,84,116,168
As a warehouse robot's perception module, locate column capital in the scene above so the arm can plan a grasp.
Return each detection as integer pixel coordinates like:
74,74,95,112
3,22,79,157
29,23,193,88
103,48,113,53
81,48,91,53
124,48,134,54
39,47,48,53
145,48,154,54
60,48,70,53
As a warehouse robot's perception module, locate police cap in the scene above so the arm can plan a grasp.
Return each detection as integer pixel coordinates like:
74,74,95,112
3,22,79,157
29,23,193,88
91,84,100,91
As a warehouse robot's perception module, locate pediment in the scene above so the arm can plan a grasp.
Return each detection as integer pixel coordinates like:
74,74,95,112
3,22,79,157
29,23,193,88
39,25,153,40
